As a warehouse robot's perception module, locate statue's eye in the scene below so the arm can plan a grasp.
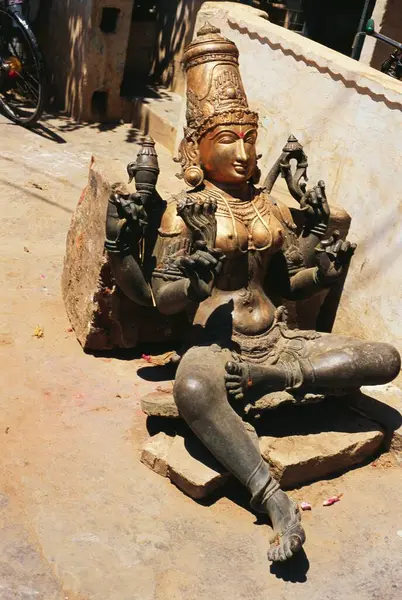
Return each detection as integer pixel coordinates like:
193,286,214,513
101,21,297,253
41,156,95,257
217,134,236,144
244,135,256,145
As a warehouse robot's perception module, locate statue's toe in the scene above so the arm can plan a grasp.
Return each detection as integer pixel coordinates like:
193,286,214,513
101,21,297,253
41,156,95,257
225,361,239,375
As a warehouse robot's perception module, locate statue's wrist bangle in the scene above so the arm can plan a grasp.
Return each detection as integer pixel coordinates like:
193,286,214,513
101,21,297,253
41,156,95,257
104,237,131,254
309,222,328,237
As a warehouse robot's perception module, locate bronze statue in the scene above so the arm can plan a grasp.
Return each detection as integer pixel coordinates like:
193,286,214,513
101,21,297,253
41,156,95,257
105,24,401,563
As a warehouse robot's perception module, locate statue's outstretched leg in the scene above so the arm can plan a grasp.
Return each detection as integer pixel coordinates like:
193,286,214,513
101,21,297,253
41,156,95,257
174,345,305,562
225,337,401,399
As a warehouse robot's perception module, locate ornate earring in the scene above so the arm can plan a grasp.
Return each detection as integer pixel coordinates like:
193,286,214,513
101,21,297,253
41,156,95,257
184,165,204,188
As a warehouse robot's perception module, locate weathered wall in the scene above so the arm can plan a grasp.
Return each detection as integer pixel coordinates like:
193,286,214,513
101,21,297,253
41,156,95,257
41,0,133,121
178,2,402,361
151,0,206,94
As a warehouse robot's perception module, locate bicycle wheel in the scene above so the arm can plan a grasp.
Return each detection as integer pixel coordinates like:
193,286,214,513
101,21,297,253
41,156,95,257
0,6,46,126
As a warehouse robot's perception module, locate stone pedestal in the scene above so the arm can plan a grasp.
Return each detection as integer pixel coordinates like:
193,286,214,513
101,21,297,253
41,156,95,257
141,384,402,498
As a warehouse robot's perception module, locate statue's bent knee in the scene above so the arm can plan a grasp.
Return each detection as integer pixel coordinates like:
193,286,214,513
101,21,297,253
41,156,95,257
379,343,401,381
174,371,220,420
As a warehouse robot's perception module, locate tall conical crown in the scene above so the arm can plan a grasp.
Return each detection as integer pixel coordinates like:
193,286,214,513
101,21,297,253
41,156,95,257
182,23,258,138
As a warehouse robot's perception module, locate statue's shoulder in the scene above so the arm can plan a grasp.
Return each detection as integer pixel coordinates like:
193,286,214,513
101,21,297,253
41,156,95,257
159,187,214,236
258,187,297,231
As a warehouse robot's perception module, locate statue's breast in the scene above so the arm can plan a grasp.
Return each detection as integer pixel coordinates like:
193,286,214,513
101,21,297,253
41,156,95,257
215,212,248,254
215,192,285,256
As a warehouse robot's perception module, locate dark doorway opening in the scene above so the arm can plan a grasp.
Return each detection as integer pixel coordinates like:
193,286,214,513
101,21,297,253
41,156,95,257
91,90,108,120
100,7,121,34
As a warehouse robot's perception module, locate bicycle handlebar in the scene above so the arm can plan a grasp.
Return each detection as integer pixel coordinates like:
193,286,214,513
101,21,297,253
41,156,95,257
365,19,402,51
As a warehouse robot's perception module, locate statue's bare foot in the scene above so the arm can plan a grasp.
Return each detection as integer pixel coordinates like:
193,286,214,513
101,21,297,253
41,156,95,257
225,360,289,400
266,489,305,562
224,361,249,401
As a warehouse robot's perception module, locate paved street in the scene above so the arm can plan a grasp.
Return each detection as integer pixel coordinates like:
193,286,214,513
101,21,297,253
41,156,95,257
0,114,402,600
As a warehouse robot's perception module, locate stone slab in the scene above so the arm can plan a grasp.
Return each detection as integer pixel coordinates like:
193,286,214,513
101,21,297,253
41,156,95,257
167,435,229,500
140,432,174,477
350,384,402,455
246,389,325,414
259,412,384,489
141,390,180,418
141,388,326,420
61,155,189,350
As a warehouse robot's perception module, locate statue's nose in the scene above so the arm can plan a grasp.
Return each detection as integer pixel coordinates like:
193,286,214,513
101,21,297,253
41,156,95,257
235,138,247,162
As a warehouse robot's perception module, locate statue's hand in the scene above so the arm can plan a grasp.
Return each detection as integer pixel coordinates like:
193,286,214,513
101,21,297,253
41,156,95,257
113,192,148,236
175,240,225,301
177,197,217,248
315,230,356,285
300,180,330,228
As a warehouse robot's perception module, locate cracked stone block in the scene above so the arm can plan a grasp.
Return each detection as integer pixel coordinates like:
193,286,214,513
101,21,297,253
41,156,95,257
259,412,384,489
167,435,229,500
141,432,174,477
141,388,326,420
350,384,402,455
141,390,180,418
62,156,189,350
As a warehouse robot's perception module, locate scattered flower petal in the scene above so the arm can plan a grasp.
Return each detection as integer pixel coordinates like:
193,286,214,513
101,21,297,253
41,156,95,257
300,502,312,511
141,351,176,366
323,494,343,507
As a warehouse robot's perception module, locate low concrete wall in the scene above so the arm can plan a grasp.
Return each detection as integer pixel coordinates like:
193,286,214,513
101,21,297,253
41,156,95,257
178,2,402,365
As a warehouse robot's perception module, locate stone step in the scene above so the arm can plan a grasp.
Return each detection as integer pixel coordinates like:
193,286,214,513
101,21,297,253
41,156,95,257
141,432,229,500
122,86,183,154
141,396,398,496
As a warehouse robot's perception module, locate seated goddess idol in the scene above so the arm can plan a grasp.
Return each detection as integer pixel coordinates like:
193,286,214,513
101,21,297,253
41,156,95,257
106,24,401,563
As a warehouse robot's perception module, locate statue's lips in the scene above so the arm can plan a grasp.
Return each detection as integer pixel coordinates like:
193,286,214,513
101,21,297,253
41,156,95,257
233,162,248,174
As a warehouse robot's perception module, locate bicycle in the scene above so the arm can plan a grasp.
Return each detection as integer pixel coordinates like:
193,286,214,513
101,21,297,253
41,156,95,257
0,0,46,126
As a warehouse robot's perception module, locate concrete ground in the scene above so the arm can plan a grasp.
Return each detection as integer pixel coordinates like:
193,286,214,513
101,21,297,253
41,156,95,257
0,114,402,600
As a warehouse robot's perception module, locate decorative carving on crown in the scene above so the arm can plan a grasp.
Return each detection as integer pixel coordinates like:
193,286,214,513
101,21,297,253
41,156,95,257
186,53,239,69
209,70,247,112
186,90,206,133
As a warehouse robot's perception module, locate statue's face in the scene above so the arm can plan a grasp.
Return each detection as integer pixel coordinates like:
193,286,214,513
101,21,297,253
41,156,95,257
198,124,257,184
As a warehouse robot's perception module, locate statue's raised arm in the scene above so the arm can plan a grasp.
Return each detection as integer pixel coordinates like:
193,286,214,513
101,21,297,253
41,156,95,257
105,136,165,307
